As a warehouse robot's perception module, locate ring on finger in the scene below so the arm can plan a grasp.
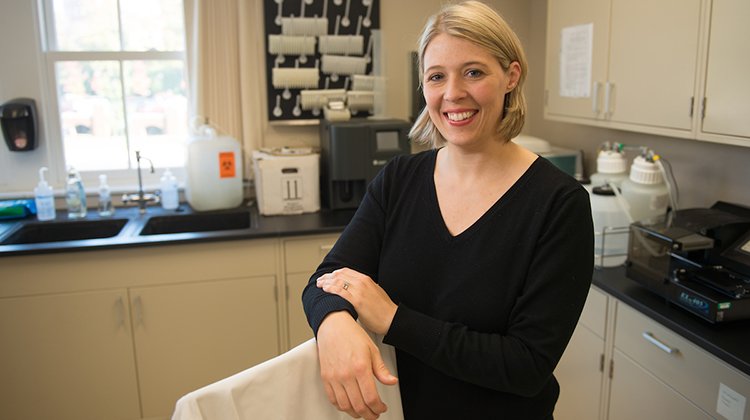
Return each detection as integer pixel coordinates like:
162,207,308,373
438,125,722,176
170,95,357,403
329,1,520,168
343,281,350,291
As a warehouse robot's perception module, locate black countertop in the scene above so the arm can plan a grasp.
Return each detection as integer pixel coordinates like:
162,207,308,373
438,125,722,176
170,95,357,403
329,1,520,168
2,207,748,377
593,266,750,377
0,203,356,257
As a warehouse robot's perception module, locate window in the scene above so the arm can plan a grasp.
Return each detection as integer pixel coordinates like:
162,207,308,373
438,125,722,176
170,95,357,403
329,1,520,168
41,0,188,184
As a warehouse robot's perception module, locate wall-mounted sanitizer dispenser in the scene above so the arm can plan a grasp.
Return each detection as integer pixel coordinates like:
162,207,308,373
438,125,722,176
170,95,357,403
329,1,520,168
0,98,38,152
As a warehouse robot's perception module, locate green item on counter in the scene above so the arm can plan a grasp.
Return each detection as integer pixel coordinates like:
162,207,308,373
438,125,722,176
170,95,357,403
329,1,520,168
0,199,37,220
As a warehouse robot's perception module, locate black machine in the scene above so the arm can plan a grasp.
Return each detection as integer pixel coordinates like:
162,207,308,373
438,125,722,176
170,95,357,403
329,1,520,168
626,202,750,323
319,118,411,210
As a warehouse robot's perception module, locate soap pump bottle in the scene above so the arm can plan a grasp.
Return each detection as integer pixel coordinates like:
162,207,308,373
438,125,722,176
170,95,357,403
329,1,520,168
65,166,87,219
98,174,114,216
34,167,56,221
160,168,179,210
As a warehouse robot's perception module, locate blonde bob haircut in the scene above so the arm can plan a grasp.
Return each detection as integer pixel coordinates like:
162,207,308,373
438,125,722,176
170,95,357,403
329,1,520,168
409,1,528,148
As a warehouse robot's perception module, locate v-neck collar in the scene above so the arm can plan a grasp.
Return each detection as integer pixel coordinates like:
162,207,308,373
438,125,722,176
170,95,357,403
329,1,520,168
425,148,539,242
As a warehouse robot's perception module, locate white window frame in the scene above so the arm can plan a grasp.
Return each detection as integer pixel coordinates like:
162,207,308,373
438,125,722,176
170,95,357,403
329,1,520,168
38,0,189,193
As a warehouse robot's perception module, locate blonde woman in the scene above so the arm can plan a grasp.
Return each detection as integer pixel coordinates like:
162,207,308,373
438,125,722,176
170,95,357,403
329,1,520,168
305,2,594,419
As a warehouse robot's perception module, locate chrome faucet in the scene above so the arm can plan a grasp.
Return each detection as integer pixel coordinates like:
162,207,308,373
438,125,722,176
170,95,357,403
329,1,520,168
122,150,160,214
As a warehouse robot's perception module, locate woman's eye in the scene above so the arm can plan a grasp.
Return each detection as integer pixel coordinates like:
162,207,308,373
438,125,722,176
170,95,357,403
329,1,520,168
427,73,443,82
467,69,484,78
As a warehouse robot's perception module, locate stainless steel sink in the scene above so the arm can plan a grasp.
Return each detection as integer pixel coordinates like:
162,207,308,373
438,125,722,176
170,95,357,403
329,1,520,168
0,218,129,245
138,209,254,235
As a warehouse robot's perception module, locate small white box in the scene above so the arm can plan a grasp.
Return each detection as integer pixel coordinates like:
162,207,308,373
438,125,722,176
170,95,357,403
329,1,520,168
252,149,320,215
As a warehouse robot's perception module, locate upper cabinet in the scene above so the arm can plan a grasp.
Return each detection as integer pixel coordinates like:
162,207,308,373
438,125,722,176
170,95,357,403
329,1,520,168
545,0,611,122
700,0,750,142
545,0,750,147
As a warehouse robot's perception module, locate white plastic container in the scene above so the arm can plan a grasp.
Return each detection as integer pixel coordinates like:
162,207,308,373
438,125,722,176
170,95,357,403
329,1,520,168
589,149,628,189
586,149,630,267
160,169,179,210
185,126,244,211
34,167,56,221
620,156,669,224
590,186,630,267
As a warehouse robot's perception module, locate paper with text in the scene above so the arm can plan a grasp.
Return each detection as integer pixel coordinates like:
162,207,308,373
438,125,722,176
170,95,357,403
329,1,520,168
559,23,593,98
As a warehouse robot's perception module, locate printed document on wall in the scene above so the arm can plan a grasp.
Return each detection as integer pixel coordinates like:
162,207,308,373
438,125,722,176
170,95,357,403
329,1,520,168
559,23,593,98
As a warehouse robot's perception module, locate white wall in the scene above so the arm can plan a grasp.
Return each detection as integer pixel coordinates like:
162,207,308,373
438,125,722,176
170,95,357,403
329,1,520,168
0,0,58,192
2,0,749,209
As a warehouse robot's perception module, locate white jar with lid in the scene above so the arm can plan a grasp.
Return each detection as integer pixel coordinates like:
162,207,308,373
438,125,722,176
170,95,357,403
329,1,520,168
589,149,628,190
587,149,630,266
620,156,669,224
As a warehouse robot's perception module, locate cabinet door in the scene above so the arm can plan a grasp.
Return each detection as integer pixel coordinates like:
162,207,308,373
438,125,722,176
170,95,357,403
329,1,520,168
288,272,314,348
0,290,140,420
607,0,701,130
554,324,605,420
284,234,339,349
545,0,611,120
608,349,712,420
131,276,280,419
701,0,750,139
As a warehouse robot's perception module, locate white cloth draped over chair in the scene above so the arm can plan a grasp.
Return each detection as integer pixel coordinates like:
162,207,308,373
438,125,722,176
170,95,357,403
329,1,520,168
171,333,403,420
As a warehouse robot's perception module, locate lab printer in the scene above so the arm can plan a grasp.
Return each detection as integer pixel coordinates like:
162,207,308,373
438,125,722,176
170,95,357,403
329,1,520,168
625,201,750,323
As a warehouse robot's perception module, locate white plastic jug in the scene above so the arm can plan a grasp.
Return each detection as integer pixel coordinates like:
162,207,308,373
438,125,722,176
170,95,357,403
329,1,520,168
620,156,669,224
586,149,630,267
185,125,244,211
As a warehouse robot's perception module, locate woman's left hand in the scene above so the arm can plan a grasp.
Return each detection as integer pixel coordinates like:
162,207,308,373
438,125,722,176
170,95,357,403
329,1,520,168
316,268,397,335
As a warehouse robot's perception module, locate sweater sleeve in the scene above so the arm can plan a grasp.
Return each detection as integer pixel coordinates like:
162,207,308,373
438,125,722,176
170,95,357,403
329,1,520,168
301,160,391,336
384,185,594,397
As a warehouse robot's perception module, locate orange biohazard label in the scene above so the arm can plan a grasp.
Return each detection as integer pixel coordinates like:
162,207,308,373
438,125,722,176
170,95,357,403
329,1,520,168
219,152,236,178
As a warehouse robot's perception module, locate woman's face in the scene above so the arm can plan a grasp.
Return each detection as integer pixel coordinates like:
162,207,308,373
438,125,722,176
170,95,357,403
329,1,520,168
422,33,520,147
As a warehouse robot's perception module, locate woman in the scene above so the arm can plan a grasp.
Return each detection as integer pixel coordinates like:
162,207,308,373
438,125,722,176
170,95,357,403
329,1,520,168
303,1,594,419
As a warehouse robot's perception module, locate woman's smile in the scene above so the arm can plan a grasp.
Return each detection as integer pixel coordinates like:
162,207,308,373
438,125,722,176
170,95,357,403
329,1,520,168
445,110,477,122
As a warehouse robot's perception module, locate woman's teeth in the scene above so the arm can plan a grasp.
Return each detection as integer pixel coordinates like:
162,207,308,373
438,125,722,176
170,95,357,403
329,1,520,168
446,111,475,121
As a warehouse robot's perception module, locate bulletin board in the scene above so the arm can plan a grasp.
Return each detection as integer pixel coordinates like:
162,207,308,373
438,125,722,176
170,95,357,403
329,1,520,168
263,0,380,123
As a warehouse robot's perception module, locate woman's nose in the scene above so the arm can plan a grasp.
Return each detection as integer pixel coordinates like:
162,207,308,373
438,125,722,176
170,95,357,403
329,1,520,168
443,77,466,102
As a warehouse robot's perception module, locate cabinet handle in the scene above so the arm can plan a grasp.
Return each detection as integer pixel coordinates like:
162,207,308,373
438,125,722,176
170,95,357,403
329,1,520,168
592,82,601,114
603,82,613,118
642,331,678,354
133,296,144,326
689,96,694,118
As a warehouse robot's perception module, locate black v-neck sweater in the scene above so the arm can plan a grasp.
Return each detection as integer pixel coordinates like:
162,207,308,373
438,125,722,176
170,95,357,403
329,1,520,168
303,148,594,419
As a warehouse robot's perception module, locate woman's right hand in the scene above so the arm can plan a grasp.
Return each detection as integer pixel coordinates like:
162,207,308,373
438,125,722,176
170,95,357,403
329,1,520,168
316,311,399,419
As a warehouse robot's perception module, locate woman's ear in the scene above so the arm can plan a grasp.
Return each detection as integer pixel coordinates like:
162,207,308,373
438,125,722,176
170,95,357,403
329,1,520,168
506,61,522,92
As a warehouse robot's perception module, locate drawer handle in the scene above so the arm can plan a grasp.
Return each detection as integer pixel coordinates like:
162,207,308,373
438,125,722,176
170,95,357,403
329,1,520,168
642,331,678,354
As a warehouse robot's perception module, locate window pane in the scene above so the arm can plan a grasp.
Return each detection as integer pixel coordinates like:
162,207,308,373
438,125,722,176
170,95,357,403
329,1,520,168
56,61,128,171
123,60,188,168
120,0,186,51
52,0,119,51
